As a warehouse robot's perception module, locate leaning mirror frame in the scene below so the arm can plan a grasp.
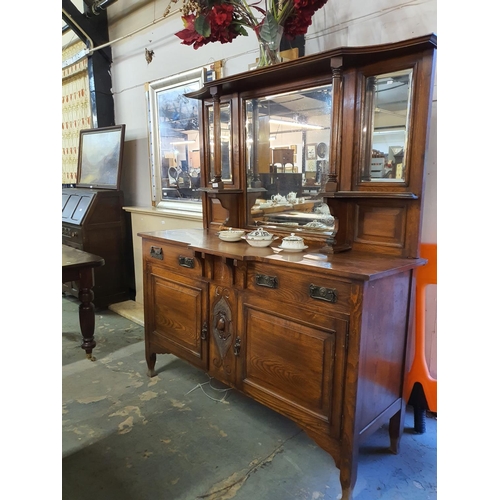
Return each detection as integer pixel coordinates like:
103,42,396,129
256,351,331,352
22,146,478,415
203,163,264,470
244,84,337,237
146,66,218,212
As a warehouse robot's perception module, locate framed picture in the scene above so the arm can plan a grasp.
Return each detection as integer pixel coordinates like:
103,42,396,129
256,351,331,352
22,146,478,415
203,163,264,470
306,159,316,171
77,125,126,189
306,143,316,160
316,142,328,159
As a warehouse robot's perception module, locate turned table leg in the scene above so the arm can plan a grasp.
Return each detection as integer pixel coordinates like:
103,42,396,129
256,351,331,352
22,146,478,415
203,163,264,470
77,269,97,361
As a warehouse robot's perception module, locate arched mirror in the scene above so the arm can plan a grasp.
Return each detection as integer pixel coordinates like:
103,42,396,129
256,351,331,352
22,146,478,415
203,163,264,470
360,69,413,183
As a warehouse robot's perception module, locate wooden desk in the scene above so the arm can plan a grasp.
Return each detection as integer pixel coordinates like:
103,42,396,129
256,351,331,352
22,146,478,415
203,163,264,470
62,245,105,360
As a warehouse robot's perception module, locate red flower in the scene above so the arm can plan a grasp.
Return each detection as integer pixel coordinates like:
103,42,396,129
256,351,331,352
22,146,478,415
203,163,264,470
283,13,313,38
208,5,240,44
176,14,209,49
283,0,328,38
172,0,329,48
211,4,234,28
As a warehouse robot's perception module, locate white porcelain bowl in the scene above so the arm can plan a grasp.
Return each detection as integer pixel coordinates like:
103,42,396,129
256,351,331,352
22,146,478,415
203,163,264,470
241,235,278,247
246,227,274,241
218,228,246,242
242,227,277,247
279,233,308,252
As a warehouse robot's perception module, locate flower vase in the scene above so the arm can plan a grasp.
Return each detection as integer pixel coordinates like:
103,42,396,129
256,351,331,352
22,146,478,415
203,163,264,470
256,25,284,68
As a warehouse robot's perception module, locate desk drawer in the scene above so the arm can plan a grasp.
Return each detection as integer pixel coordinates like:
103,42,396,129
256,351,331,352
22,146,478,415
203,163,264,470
142,239,202,277
246,263,351,314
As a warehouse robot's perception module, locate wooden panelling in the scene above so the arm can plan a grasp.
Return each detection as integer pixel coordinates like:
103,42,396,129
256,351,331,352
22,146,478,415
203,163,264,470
354,201,407,248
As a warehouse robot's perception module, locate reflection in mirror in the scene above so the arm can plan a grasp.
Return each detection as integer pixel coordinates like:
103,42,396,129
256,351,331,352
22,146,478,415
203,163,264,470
207,103,233,184
220,103,232,182
207,104,215,182
244,84,337,236
361,69,413,183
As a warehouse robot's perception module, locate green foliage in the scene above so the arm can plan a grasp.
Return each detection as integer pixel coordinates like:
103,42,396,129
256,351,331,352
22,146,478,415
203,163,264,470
259,11,280,43
235,25,250,36
195,14,211,37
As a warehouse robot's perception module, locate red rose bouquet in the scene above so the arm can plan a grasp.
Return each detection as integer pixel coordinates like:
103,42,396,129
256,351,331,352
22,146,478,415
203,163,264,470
165,0,328,64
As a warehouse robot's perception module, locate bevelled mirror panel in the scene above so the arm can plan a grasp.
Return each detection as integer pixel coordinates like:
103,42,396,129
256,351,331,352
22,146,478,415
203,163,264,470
207,102,233,184
361,69,413,183
244,85,337,235
220,103,232,182
207,104,215,182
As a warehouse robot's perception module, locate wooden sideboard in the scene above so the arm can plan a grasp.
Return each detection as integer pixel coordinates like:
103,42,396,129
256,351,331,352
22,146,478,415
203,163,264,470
140,229,424,498
139,35,436,499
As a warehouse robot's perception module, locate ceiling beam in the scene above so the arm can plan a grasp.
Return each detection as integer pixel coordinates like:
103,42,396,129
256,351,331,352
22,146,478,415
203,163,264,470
62,0,115,129
62,0,110,50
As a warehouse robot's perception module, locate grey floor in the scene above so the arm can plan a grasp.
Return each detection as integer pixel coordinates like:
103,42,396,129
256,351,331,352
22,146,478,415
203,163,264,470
62,295,437,500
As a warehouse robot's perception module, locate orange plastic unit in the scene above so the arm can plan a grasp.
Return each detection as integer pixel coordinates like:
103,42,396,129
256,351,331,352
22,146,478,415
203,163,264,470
404,243,437,413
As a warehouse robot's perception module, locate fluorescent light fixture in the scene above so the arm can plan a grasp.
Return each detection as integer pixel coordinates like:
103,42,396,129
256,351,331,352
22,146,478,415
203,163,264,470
269,119,323,130
171,140,196,145
373,129,405,135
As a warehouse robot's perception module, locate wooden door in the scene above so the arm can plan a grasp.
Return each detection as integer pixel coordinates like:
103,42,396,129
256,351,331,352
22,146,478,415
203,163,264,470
146,263,209,371
238,294,348,438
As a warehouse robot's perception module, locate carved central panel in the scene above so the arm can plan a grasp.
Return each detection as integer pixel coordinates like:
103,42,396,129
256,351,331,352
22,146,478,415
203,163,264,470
212,294,233,360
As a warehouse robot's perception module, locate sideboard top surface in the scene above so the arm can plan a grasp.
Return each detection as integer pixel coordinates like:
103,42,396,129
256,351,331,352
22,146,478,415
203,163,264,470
139,229,425,281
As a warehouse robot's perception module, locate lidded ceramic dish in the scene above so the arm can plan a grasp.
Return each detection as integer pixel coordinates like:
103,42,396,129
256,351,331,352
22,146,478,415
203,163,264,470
279,233,308,252
218,228,246,242
241,227,278,247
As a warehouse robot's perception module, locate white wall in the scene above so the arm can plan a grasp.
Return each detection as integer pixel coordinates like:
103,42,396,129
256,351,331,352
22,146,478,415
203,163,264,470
104,0,437,242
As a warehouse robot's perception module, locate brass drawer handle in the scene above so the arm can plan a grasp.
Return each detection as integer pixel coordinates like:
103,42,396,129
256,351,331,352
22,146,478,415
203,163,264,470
256,274,278,289
150,246,163,260
309,284,338,303
178,256,194,268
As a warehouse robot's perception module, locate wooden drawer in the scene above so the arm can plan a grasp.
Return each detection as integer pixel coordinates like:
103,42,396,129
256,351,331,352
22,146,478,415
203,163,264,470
246,263,352,314
142,238,202,277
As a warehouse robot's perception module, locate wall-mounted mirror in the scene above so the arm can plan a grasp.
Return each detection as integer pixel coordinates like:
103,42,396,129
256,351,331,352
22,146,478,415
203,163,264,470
361,69,413,183
244,84,337,235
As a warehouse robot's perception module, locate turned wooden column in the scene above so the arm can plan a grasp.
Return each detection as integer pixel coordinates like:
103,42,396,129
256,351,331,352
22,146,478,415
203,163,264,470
210,86,224,189
360,76,376,182
325,56,343,192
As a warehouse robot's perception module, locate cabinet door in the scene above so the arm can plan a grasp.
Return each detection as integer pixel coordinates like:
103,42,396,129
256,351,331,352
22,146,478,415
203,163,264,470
146,263,208,370
238,296,348,439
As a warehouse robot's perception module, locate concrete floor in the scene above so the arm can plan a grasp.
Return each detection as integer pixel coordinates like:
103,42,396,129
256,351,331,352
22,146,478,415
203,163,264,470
62,295,437,500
